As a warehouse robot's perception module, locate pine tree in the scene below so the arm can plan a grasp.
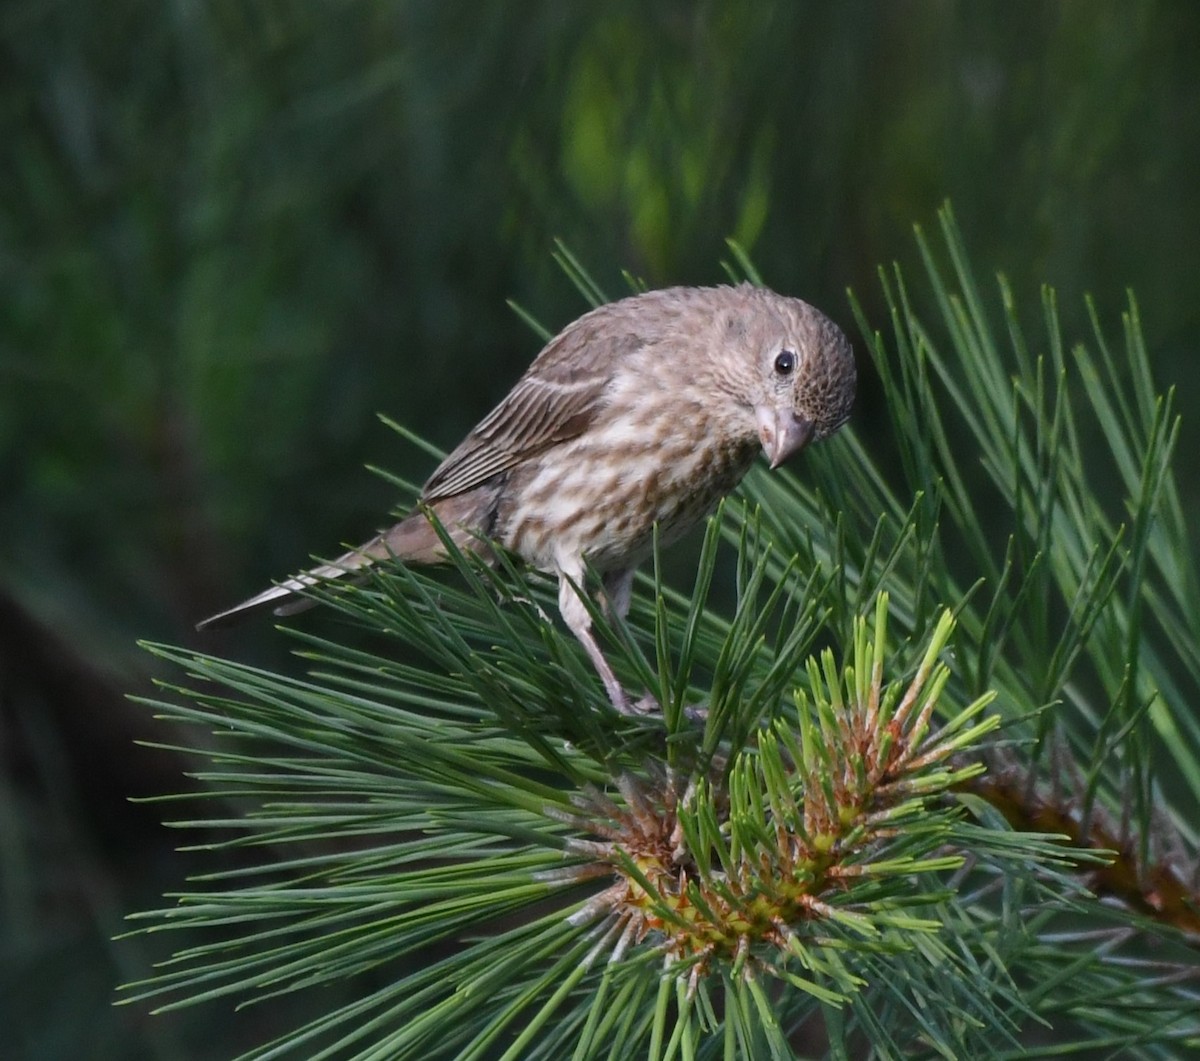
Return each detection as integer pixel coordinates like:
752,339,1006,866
122,207,1200,1059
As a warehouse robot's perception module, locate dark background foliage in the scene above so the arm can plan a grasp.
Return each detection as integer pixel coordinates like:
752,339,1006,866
2,2,1198,1057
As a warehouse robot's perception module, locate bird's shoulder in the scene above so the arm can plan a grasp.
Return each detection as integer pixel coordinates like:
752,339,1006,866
421,295,661,501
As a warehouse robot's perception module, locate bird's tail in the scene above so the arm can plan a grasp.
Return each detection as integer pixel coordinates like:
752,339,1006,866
196,490,495,631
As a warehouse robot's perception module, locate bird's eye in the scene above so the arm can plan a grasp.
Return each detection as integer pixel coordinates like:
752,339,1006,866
774,350,796,376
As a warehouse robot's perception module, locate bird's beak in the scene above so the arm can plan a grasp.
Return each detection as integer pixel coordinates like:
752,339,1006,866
756,406,815,469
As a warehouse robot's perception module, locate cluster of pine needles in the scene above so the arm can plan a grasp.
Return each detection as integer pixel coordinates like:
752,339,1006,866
122,209,1200,1059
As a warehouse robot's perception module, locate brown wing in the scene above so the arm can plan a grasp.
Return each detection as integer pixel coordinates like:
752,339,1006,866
421,306,646,501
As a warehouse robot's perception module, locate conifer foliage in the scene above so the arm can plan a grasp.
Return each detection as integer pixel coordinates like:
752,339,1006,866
123,210,1200,1058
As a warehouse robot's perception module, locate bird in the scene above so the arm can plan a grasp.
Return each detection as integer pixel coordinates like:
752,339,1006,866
198,283,856,713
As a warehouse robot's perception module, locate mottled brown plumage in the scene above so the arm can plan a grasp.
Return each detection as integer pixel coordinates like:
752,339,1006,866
198,284,856,711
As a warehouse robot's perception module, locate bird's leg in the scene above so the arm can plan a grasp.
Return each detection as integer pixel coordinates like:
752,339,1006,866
601,567,709,723
602,567,661,715
600,567,635,622
557,567,656,715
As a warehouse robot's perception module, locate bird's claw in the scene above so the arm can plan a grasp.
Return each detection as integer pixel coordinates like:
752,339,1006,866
611,690,708,724
613,689,661,717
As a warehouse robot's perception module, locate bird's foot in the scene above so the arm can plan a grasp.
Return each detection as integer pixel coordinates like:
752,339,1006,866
613,689,661,717
610,690,708,724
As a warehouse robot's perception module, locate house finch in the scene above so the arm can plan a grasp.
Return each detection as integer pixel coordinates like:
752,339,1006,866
198,284,856,712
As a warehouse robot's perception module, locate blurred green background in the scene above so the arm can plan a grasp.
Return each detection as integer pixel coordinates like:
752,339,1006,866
2,2,1199,1056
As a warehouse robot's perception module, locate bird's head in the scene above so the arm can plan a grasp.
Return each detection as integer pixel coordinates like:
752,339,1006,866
731,286,857,468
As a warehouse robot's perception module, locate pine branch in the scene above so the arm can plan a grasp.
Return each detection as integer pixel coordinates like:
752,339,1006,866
121,213,1200,1059
971,753,1200,937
